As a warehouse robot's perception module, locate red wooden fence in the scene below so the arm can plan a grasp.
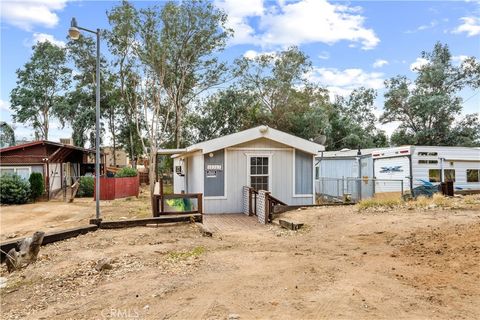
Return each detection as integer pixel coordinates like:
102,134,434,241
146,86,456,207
94,176,139,200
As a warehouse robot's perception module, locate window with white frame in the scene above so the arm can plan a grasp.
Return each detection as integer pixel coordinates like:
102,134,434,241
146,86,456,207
0,167,32,180
249,156,269,191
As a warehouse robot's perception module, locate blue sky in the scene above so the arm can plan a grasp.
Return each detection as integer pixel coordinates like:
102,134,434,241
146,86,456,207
1,0,479,143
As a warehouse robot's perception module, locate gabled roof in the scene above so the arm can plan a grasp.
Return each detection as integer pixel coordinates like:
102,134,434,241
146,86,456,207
0,140,95,153
167,126,324,157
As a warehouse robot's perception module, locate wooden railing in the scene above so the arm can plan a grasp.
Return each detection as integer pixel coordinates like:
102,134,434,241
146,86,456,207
266,193,286,223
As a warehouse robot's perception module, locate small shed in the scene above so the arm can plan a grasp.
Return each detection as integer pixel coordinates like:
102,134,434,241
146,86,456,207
0,141,104,199
158,126,324,214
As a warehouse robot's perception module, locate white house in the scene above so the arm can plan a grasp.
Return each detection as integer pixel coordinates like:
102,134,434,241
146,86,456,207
160,126,324,214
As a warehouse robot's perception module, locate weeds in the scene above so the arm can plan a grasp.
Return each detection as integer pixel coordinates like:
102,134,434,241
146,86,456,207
167,246,205,262
358,198,402,210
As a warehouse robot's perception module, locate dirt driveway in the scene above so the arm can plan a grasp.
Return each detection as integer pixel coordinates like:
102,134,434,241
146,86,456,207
1,198,479,319
0,188,152,241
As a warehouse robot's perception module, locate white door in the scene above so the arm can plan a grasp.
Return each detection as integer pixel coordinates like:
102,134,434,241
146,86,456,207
374,157,410,193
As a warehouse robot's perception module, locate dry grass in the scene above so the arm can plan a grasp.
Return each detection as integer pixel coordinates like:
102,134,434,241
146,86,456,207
358,198,403,210
358,193,480,211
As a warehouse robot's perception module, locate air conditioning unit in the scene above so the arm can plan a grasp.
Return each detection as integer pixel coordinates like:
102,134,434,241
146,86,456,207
60,138,74,146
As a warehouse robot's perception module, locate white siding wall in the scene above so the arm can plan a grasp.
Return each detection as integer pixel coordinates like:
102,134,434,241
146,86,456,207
374,157,410,193
411,146,480,190
186,151,204,194
204,139,314,214
173,157,184,193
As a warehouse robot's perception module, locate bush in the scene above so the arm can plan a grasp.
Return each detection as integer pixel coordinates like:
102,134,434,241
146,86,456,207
115,167,138,178
29,172,44,200
0,174,30,204
77,176,94,197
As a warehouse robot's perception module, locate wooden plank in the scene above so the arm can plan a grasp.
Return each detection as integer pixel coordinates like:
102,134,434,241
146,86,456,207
161,193,202,199
279,219,304,231
98,214,202,229
1,225,98,263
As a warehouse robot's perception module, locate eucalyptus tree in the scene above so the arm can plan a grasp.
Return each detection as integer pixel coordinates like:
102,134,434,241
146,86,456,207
234,46,330,140
382,42,480,146
106,0,143,165
10,41,71,140
160,0,233,148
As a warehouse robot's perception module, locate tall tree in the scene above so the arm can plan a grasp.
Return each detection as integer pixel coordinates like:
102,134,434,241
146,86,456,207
326,88,388,150
0,122,15,148
185,88,258,142
161,0,233,147
382,42,480,146
234,47,330,140
63,35,108,147
10,41,71,140
106,0,144,166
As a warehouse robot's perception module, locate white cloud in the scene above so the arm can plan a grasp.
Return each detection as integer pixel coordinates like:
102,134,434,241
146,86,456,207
409,57,429,71
0,99,11,112
318,51,330,60
243,49,276,59
452,55,469,64
29,32,65,47
0,0,68,31
452,17,480,36
216,0,379,50
405,20,438,34
307,67,384,100
372,59,388,68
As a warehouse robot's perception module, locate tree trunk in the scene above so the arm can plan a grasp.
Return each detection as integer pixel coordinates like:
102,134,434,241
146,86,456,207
6,231,45,273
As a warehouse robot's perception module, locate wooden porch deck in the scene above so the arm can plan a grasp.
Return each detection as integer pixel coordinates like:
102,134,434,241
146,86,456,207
202,214,265,232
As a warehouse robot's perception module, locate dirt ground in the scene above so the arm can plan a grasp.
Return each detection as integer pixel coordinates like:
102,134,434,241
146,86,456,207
1,196,480,319
0,188,152,241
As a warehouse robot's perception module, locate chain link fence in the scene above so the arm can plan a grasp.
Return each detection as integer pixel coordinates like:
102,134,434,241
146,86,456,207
315,177,405,203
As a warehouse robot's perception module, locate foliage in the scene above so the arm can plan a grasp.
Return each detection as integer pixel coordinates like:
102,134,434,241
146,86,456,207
28,172,44,200
0,174,30,204
0,121,15,148
357,198,402,210
382,42,480,146
326,88,388,150
160,0,233,147
232,47,331,141
115,167,138,177
10,41,71,140
77,176,94,197
185,88,256,143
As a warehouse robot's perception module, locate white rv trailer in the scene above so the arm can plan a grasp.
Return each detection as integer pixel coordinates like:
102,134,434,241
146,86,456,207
372,146,480,194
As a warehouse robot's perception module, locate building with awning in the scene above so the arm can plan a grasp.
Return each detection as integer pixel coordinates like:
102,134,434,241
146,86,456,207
0,141,105,199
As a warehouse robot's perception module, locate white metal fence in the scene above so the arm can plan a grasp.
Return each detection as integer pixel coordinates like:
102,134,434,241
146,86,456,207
315,177,405,202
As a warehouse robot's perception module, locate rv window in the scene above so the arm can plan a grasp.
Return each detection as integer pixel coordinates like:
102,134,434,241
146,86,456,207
444,169,455,182
429,169,441,182
467,169,479,183
419,160,437,164
418,152,438,156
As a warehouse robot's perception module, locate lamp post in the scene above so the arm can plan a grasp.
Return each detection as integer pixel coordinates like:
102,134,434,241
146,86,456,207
69,18,101,220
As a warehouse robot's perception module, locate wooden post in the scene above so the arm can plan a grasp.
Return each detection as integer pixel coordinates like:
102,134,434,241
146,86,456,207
160,195,164,215
152,195,159,217
248,189,252,215
197,193,203,215
160,177,164,196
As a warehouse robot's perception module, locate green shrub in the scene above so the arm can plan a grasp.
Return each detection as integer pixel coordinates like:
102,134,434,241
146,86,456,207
0,174,30,204
77,176,94,197
115,167,138,178
29,172,44,200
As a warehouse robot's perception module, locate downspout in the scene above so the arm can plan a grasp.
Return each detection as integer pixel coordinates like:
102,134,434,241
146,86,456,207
357,148,362,201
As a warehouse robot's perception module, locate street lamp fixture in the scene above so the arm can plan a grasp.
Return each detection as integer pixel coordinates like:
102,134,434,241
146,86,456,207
68,17,102,221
